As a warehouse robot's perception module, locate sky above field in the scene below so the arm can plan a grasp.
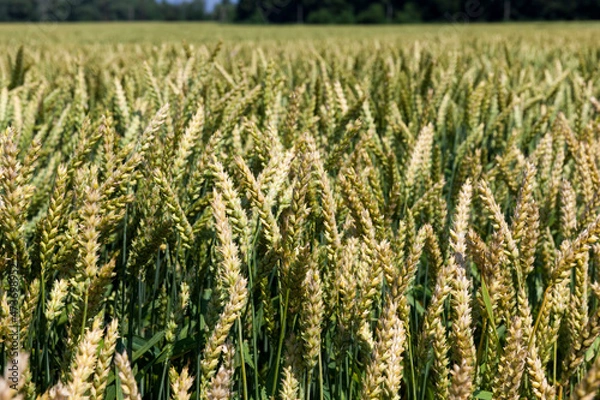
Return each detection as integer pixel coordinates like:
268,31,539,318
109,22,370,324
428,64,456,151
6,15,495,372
168,0,237,12
205,0,218,12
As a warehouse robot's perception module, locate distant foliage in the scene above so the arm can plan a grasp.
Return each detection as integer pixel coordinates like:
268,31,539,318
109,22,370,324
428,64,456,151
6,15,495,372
0,0,598,23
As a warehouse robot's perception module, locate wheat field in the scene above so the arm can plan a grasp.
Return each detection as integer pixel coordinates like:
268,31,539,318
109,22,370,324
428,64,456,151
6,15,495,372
2,22,600,399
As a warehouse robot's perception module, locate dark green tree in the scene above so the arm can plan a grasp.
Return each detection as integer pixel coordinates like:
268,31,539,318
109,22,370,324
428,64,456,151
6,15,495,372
0,0,36,20
214,0,235,22
356,2,386,23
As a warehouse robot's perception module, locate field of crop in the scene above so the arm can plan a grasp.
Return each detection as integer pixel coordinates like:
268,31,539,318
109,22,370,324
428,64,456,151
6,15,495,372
2,22,600,399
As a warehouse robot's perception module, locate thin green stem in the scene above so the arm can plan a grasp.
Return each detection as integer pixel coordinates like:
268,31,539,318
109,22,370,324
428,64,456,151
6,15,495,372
318,349,324,400
237,317,249,400
272,288,290,398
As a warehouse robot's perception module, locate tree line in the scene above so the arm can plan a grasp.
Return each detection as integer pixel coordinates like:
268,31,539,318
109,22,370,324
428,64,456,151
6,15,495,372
0,0,208,21
0,0,599,23
235,0,600,24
